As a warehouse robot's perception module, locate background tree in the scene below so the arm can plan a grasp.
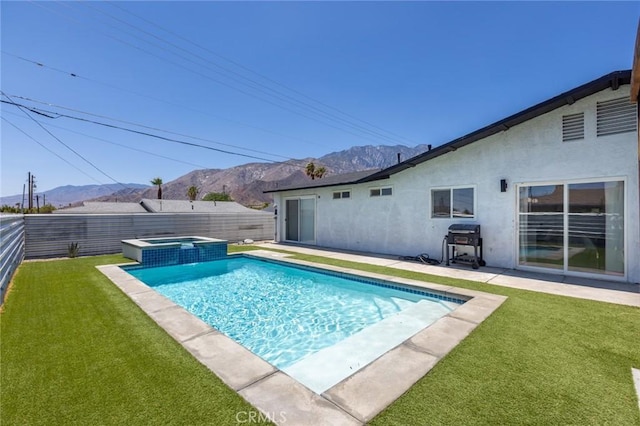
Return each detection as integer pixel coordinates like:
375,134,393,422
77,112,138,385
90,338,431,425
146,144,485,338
305,162,326,180
150,177,163,199
186,185,200,201
0,204,56,214
202,192,233,202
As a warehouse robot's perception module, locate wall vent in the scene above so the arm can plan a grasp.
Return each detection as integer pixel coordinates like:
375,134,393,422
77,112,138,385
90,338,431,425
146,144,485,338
596,97,637,137
562,112,584,142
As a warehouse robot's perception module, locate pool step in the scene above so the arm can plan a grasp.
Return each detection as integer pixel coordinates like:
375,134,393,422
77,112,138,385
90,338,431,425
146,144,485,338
282,299,455,394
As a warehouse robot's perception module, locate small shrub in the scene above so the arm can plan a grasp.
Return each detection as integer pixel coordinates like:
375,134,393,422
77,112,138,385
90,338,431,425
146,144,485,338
67,242,80,258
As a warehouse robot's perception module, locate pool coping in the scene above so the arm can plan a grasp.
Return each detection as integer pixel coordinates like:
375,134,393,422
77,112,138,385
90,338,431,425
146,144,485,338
97,251,507,425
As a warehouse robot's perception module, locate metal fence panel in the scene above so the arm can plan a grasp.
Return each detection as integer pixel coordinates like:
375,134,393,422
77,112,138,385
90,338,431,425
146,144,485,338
0,215,25,303
24,212,275,259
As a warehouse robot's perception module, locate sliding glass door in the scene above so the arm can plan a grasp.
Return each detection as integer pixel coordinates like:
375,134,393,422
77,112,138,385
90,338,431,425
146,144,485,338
567,181,624,275
518,185,564,270
284,197,316,244
518,180,625,278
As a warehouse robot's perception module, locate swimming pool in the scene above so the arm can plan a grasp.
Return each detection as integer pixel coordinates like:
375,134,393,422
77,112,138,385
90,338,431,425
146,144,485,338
125,256,462,371
101,250,506,421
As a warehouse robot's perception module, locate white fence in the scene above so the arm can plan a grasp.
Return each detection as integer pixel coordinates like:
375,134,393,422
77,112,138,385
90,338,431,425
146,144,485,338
24,213,275,259
1,215,25,303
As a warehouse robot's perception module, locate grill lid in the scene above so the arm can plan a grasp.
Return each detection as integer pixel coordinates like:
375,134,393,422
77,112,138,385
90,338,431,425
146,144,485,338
448,224,480,234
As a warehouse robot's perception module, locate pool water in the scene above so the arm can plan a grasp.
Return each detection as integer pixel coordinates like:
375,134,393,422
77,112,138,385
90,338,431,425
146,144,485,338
125,256,458,369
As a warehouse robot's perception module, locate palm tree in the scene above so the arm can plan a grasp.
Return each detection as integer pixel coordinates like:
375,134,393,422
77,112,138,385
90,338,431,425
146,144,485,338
315,166,326,179
150,177,163,199
186,185,200,201
305,162,327,180
305,162,316,179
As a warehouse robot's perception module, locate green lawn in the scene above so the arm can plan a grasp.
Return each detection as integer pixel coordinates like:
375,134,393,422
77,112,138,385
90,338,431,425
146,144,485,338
2,247,639,425
0,254,263,425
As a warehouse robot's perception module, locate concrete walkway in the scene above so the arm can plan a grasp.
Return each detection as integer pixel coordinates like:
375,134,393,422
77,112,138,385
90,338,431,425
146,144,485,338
256,242,640,307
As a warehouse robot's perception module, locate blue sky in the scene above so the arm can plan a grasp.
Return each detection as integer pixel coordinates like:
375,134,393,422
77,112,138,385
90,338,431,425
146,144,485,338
1,1,638,197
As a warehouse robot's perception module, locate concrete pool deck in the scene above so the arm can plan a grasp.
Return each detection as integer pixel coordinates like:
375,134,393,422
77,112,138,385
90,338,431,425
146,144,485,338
98,252,506,425
257,242,640,307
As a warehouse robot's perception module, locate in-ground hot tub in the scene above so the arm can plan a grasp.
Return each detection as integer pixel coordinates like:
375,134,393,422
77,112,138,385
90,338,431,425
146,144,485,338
122,236,227,266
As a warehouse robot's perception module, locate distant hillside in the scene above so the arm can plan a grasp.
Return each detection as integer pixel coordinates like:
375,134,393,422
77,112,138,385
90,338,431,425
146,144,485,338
46,144,432,208
319,144,430,173
0,183,149,208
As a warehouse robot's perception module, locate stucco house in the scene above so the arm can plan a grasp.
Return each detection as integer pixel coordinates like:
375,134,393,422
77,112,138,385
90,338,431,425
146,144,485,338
267,70,640,284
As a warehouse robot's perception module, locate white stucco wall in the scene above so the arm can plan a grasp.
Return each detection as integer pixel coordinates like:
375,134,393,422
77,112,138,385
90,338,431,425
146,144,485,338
274,85,640,283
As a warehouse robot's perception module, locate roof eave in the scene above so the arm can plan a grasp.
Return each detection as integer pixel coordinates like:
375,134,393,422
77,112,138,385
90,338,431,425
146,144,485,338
266,70,632,191
264,179,366,193
360,70,632,183
632,20,640,102
263,169,382,193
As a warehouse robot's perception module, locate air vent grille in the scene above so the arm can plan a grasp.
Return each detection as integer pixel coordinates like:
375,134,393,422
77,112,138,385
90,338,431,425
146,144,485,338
562,112,584,142
596,97,637,137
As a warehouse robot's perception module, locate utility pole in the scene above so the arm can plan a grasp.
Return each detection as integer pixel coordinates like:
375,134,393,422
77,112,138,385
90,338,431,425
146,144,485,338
27,172,36,211
32,174,36,211
27,172,32,210
21,183,26,213
35,195,40,213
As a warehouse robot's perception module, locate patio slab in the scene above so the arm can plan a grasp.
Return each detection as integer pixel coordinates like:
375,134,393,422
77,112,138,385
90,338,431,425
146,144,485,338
257,242,640,307
323,343,439,423
488,272,640,307
448,294,508,324
239,372,361,426
408,315,479,357
633,368,640,412
182,331,276,391
97,265,150,294
128,289,179,313
146,305,213,343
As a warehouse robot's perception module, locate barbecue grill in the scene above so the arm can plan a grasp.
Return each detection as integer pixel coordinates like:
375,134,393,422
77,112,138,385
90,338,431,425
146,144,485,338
446,224,485,269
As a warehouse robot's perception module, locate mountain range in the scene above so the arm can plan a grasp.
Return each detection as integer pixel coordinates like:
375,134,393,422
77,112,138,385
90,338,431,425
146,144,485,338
0,183,149,209
1,144,430,208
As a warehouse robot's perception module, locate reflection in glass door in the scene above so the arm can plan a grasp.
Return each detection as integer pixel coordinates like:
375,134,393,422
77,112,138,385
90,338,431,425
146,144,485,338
299,198,315,243
518,185,564,269
285,199,299,241
518,181,625,277
568,181,624,275
285,197,315,244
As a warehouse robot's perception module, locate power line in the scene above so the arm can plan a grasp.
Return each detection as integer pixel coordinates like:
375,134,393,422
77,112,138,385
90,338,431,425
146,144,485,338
106,1,421,146
80,1,414,146
1,116,105,185
1,51,319,149
2,98,289,164
29,1,418,146
3,109,211,170
7,92,292,161
1,92,127,189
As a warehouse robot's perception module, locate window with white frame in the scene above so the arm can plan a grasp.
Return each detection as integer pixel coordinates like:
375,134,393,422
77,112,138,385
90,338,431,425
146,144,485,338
332,190,351,199
370,186,392,197
431,187,475,218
